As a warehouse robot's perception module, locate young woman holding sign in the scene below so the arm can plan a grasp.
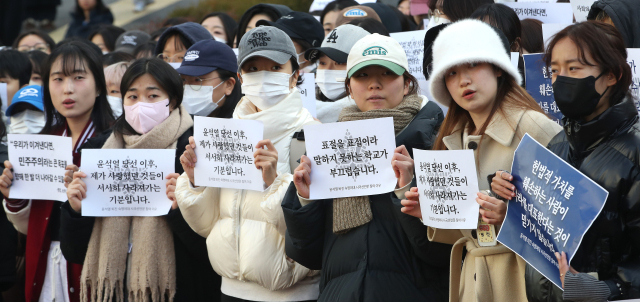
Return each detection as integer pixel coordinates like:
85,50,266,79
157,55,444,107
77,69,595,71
399,19,561,302
491,21,640,302
281,33,449,301
169,26,318,302
0,39,115,302
60,58,219,302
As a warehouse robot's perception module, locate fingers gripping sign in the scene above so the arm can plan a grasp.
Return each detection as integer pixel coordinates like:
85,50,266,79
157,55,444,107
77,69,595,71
392,145,414,189
64,164,80,189
67,170,87,213
293,155,312,199
476,192,507,225
180,136,197,185
491,170,515,200
254,139,278,188
165,173,181,209
400,187,422,218
0,161,14,198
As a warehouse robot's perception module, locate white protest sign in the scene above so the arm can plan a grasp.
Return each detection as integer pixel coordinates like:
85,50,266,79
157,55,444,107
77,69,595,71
356,0,376,3
193,116,264,191
304,117,397,199
628,48,640,110
309,0,333,12
413,149,480,229
7,134,72,201
299,73,317,118
503,3,573,24
570,0,596,22
542,24,571,49
423,18,430,30
518,0,553,2
511,52,520,70
81,149,175,217
0,83,7,114
232,48,239,60
391,30,428,96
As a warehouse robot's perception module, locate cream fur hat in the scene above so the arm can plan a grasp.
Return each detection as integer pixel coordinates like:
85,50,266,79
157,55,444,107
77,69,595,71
429,19,522,107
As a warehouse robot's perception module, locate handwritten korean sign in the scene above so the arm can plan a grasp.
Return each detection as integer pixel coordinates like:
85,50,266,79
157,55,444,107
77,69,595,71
193,116,264,191
503,3,573,24
413,149,480,229
304,117,397,199
497,134,608,290
81,149,175,216
524,53,563,124
7,134,72,201
298,74,317,118
391,30,428,96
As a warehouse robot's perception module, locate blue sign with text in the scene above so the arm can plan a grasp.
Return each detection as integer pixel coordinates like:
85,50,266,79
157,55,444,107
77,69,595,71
497,134,608,289
524,53,564,124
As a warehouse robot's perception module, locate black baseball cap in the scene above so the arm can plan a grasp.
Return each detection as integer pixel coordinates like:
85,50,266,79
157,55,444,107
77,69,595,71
176,39,238,76
256,12,324,48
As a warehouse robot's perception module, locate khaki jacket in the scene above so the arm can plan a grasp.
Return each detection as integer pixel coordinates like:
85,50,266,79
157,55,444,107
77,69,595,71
429,106,562,302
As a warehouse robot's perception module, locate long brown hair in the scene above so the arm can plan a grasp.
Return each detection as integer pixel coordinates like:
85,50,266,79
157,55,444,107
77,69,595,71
433,66,545,151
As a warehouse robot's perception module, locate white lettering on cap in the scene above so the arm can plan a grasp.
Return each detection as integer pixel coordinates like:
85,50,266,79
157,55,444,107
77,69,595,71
19,88,39,98
121,35,138,46
344,9,367,17
184,50,200,62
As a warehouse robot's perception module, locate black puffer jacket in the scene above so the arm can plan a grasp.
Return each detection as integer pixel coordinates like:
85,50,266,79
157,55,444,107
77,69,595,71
525,96,640,301
282,100,452,302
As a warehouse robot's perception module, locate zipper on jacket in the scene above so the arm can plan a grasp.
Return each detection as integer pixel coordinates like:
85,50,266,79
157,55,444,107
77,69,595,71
236,189,246,281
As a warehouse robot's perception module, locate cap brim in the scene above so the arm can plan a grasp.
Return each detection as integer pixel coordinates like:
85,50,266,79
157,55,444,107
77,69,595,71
176,65,219,77
114,46,135,55
238,50,293,72
305,47,348,63
348,60,405,78
6,100,43,116
255,20,304,41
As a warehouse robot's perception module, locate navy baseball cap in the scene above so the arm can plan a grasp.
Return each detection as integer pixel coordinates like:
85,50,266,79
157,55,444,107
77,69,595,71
176,39,238,77
256,12,324,48
7,85,43,116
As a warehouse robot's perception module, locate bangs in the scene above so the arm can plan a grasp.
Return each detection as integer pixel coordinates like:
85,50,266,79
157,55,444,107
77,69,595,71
50,48,88,76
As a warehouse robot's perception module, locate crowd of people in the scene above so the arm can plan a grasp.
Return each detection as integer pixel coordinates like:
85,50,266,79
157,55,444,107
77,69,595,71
0,0,639,301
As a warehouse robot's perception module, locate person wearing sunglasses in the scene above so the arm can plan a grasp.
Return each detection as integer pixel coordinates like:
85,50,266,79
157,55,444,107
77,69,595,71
177,39,242,119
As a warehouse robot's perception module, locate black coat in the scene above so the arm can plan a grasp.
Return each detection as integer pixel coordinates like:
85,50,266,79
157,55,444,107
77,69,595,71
0,143,17,293
281,101,452,302
525,97,640,301
59,128,222,302
64,9,113,40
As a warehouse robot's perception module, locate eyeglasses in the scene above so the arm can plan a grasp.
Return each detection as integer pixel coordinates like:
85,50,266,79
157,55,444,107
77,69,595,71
183,76,220,91
17,43,49,53
157,53,185,63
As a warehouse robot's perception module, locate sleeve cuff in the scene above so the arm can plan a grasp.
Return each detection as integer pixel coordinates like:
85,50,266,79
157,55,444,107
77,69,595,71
188,179,206,192
297,193,314,207
562,271,611,301
4,198,29,212
395,181,412,199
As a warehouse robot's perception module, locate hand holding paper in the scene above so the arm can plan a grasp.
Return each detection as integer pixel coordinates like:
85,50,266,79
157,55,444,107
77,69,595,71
392,145,414,189
491,170,515,201
0,161,14,198
400,187,422,219
179,136,197,185
165,173,180,209
67,171,87,213
476,192,507,225
64,164,79,188
254,139,278,188
293,155,312,199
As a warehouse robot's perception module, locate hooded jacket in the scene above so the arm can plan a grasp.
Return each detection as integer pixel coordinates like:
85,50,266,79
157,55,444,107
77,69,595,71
587,0,640,48
174,90,319,302
526,96,640,301
235,4,292,47
154,22,213,56
65,8,114,40
282,97,452,302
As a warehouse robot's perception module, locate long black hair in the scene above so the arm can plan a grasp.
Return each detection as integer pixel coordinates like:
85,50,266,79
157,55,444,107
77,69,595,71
88,25,126,52
113,58,184,135
471,3,522,52
41,39,114,135
200,12,238,48
209,69,242,119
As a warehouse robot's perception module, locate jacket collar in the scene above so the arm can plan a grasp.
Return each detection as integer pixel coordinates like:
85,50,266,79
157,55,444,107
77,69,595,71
443,105,527,150
564,96,639,157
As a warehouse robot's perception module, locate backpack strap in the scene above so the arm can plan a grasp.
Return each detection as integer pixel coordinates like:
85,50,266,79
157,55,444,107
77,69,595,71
290,120,321,174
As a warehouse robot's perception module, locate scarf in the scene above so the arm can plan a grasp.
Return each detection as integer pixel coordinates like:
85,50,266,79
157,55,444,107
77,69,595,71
332,94,422,234
81,106,193,302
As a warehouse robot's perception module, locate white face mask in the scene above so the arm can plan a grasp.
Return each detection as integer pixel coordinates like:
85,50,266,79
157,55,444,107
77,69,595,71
316,69,347,100
102,51,109,55
183,80,225,116
241,71,294,110
107,95,123,118
9,109,45,134
213,35,227,44
168,62,181,69
297,52,307,65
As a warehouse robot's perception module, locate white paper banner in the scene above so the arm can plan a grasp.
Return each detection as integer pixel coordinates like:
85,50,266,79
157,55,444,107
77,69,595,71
304,117,397,199
542,24,571,49
232,48,239,60
299,74,317,118
81,149,175,217
414,149,480,229
511,52,520,70
628,48,640,109
193,116,264,191
570,0,596,22
7,134,72,201
391,30,427,82
309,0,333,12
503,3,573,24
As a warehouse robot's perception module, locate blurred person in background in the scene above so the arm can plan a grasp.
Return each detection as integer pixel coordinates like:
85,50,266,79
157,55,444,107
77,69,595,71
88,25,125,54
234,3,292,47
155,22,212,68
200,12,237,48
520,19,543,54
65,0,113,39
113,30,151,55
320,0,358,36
133,40,157,59
103,61,130,118
12,30,55,54
26,50,49,85
102,51,134,67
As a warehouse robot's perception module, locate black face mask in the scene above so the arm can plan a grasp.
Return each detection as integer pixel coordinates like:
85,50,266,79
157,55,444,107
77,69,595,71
552,72,609,120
